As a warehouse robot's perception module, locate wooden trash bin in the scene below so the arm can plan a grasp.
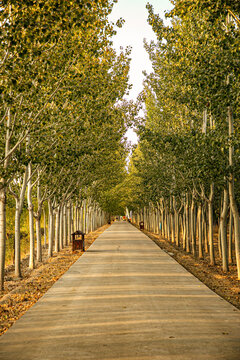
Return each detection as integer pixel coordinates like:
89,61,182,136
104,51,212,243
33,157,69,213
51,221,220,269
72,231,85,251
139,221,144,230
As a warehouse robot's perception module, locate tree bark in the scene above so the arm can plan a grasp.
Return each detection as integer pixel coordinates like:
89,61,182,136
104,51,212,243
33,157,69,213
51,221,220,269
228,106,240,279
220,187,229,272
198,203,203,259
27,163,35,269
186,195,190,253
55,206,60,253
48,200,54,258
208,184,215,265
14,167,28,277
36,216,42,262
0,186,6,290
191,195,196,257
228,208,233,264
43,208,47,248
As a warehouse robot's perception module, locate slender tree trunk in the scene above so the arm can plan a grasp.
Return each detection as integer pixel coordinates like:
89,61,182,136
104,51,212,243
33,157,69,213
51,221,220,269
175,211,180,246
228,106,240,279
55,206,60,253
59,205,63,250
14,206,21,278
228,208,233,264
218,217,222,259
198,203,203,259
63,204,67,247
14,167,28,277
35,176,43,262
186,195,190,253
191,195,196,257
48,200,54,258
220,187,229,272
208,191,215,265
75,204,78,232
182,210,186,250
28,164,35,269
171,197,175,243
0,186,6,290
68,202,72,244
0,108,11,289
36,216,42,262
43,208,47,248
203,203,208,253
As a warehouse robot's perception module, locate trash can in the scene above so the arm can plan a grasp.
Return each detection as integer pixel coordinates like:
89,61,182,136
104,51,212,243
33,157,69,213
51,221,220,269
72,231,85,251
139,221,144,230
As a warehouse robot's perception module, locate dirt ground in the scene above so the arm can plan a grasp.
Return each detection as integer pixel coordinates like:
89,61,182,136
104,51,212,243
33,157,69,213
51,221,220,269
0,224,110,336
140,227,240,310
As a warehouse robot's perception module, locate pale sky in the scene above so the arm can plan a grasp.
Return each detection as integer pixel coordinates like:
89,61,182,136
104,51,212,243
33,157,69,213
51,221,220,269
108,0,173,143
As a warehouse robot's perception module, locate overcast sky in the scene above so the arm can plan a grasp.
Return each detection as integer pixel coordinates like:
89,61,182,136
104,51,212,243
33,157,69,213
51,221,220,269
108,0,173,143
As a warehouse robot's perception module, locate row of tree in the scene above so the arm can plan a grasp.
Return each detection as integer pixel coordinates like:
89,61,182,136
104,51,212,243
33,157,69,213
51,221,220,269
0,1,130,289
128,1,240,278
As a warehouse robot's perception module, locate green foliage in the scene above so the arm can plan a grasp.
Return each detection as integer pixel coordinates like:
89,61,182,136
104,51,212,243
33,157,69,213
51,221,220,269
130,1,240,210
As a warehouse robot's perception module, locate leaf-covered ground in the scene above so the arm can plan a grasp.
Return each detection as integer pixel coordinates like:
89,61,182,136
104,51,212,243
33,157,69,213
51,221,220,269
142,227,240,311
0,224,110,336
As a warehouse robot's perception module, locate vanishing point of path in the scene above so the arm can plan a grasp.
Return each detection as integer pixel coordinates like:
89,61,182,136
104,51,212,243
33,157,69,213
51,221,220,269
0,221,240,360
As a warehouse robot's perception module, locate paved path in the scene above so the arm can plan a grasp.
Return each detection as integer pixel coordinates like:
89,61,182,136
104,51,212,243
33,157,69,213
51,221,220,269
0,221,240,360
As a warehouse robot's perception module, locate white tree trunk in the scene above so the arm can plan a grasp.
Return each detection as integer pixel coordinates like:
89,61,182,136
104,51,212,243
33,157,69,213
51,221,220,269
55,206,60,253
14,167,28,277
48,200,54,258
36,216,42,262
220,187,229,272
43,208,47,248
198,203,203,259
28,164,35,269
63,204,67,247
228,106,240,279
59,205,63,250
228,208,233,264
0,186,6,290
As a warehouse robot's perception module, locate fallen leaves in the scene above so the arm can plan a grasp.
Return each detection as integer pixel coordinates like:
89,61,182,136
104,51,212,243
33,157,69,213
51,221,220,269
141,226,240,311
0,224,110,336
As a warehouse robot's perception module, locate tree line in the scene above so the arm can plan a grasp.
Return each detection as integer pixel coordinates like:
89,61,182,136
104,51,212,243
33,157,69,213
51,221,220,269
0,0,130,290
127,1,240,278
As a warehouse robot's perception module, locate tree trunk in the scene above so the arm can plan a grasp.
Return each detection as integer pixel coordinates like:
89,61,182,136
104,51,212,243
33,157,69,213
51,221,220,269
14,167,28,277
186,196,190,253
208,186,215,265
198,203,203,259
220,187,229,272
55,206,60,253
36,216,42,262
0,186,6,290
59,205,63,250
175,211,180,246
228,208,233,264
14,206,21,278
27,163,35,269
191,195,196,257
68,202,72,244
43,208,47,248
48,200,54,258
228,105,240,279
203,204,208,253
63,204,67,247
182,211,186,250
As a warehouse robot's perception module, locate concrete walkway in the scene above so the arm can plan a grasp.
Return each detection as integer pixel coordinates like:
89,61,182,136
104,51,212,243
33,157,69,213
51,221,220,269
0,221,240,360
